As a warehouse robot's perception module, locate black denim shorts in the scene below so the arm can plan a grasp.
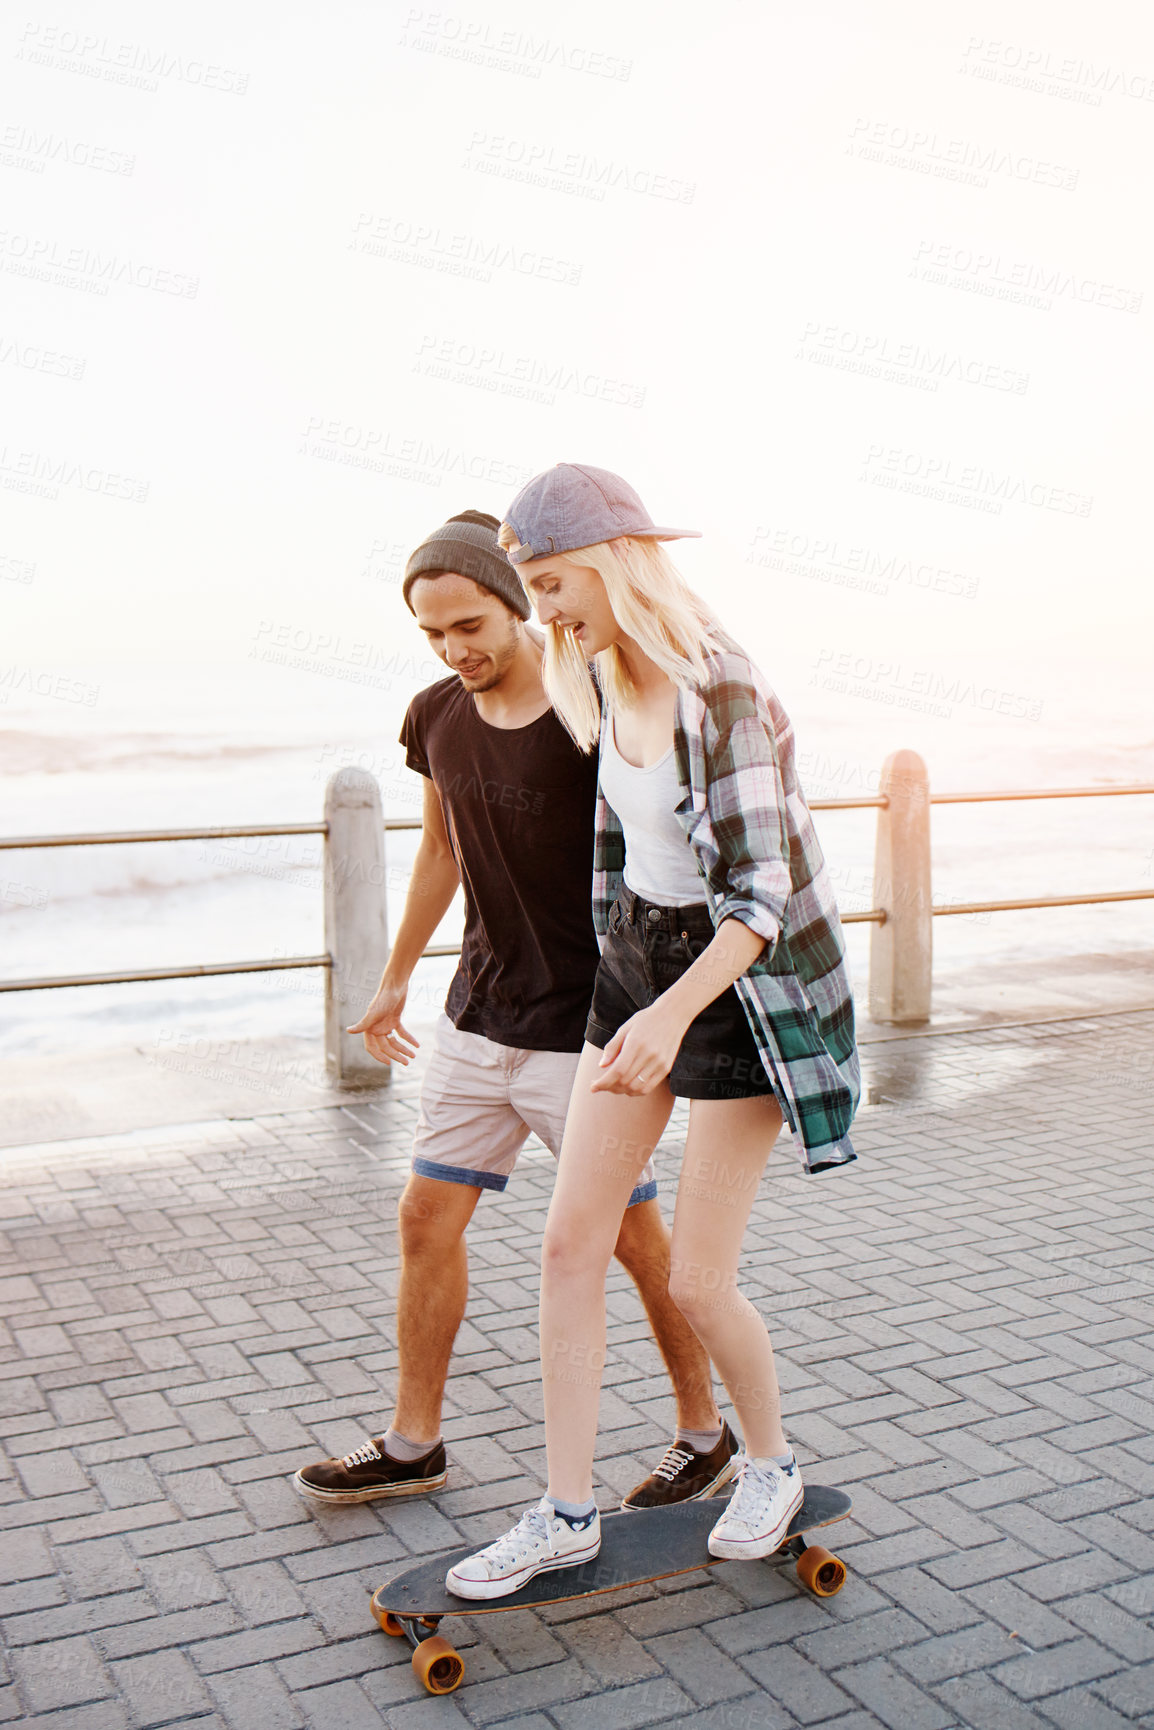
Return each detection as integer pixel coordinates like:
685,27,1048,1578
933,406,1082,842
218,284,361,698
585,887,779,1102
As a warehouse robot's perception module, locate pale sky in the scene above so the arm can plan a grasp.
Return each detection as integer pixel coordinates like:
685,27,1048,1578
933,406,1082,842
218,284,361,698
3,0,1152,744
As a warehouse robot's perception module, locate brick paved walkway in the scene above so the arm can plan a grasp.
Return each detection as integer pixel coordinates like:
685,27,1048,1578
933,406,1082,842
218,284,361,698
2,1009,1153,1729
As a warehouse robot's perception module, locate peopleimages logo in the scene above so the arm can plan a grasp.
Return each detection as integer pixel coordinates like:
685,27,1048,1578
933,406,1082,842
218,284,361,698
0,230,198,298
859,445,1092,518
746,527,978,601
0,123,135,175
350,212,582,288
0,446,148,503
959,36,1154,105
794,322,1029,396
846,117,1079,189
15,22,249,94
911,240,1142,315
463,131,694,204
398,10,632,81
414,334,646,409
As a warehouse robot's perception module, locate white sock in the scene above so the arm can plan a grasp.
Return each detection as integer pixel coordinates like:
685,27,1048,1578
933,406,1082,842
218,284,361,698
675,1425,724,1453
383,1427,439,1463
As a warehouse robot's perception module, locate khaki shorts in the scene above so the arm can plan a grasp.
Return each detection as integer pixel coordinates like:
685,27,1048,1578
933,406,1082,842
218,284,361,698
412,1014,658,1205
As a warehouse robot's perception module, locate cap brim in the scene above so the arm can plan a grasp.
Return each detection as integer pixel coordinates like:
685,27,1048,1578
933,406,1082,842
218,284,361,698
505,526,702,564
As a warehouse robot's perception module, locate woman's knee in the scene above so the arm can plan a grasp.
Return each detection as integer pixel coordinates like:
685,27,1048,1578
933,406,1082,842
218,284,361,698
667,1258,742,1329
542,1217,611,1288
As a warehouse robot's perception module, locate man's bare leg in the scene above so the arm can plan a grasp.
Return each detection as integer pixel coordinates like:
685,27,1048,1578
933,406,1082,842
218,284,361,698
613,1199,719,1432
292,1174,479,1501
391,1174,481,1442
394,1184,717,1441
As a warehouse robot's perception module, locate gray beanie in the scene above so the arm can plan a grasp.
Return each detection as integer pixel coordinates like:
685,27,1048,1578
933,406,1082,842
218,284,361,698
402,510,531,620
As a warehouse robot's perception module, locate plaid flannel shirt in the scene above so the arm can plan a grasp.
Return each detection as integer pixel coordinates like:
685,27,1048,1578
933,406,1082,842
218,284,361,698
592,638,860,1173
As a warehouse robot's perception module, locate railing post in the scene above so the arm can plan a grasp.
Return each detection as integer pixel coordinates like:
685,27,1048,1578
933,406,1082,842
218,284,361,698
869,749,932,1023
324,769,390,1087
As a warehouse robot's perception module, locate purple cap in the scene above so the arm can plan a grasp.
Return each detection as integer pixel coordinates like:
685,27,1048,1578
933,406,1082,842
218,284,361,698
503,463,701,565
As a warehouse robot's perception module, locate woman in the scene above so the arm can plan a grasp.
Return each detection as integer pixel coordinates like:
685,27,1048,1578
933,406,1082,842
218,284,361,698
446,464,859,1599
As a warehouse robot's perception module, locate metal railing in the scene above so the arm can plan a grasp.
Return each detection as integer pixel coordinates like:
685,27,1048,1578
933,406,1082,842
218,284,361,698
2,768,1152,1044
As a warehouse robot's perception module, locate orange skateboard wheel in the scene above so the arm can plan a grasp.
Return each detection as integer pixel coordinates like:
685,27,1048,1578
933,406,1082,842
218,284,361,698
378,1611,406,1638
796,1544,846,1596
412,1634,465,1693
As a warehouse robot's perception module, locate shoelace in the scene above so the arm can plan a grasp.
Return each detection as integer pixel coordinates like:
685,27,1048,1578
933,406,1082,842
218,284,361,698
722,1460,781,1532
480,1505,552,1568
652,1445,694,1483
341,1439,384,1468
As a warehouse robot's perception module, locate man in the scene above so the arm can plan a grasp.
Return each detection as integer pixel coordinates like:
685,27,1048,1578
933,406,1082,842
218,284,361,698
294,510,738,1509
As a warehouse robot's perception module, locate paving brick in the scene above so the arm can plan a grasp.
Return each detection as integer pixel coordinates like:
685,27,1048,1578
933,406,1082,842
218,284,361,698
0,1526,53,1583
12,1705,130,1730
619,1584,742,1639
1037,1686,1137,1730
472,1610,567,1673
163,1469,241,1518
97,1603,242,1659
558,1616,663,1684
992,1634,1123,1699
452,1658,595,1724
736,1645,853,1722
1012,1551,1132,1601
1059,1588,1154,1661
188,1618,326,1673
128,1512,252,1557
15,1451,91,1497
109,1650,212,1725
923,1537,1038,1590
548,1675,692,1729
961,1576,1079,1647
893,1622,1024,1689
9,1635,112,1711
381,1697,472,1730
984,1500,1094,1559
55,1536,144,1599
646,1627,753,1705
657,1703,796,1730
6,1013,1154,1729
835,1656,956,1729
276,1635,391,1691
794,1606,924,1668
206,1663,305,1727
935,1670,1064,1729
295,1678,383,1730
872,1565,983,1634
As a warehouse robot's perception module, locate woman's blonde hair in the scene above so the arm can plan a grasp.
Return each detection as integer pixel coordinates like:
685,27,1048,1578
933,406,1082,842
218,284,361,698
497,527,723,751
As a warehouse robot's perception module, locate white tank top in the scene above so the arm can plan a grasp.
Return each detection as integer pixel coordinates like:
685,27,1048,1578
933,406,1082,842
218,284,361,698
600,719,705,907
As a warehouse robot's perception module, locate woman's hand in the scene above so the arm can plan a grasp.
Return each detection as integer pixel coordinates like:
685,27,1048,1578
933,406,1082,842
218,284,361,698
590,1000,689,1096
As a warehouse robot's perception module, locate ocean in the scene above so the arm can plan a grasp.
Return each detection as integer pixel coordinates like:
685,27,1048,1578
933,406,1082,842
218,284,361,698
2,658,1152,1059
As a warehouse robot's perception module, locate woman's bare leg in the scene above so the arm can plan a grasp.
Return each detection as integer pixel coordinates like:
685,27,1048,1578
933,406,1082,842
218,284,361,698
540,1045,675,1504
669,1094,787,1457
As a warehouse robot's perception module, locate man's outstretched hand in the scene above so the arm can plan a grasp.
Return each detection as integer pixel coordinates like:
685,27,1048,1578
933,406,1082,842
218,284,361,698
348,982,420,1066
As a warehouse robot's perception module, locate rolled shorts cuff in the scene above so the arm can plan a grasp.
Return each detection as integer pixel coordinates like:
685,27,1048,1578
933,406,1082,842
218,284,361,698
411,1157,508,1193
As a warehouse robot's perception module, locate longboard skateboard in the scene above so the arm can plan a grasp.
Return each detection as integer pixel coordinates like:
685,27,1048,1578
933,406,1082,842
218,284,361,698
371,1484,852,1694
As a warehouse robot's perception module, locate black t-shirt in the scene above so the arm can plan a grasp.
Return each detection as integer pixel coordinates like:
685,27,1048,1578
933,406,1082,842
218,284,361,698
399,675,601,1052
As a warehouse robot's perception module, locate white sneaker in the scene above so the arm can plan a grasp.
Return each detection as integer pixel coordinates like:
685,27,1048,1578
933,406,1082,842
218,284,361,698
707,1456,804,1559
446,1498,601,1600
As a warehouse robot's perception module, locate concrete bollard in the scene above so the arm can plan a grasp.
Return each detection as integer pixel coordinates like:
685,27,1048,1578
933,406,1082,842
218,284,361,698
869,749,932,1023
324,769,391,1087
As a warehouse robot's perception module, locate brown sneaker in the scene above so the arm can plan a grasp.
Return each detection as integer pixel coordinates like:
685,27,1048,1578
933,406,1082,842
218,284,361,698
293,1436,447,1504
621,1422,741,1511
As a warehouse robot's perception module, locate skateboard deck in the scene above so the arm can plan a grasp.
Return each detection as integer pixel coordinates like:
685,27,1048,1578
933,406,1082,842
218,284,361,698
372,1484,852,1694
